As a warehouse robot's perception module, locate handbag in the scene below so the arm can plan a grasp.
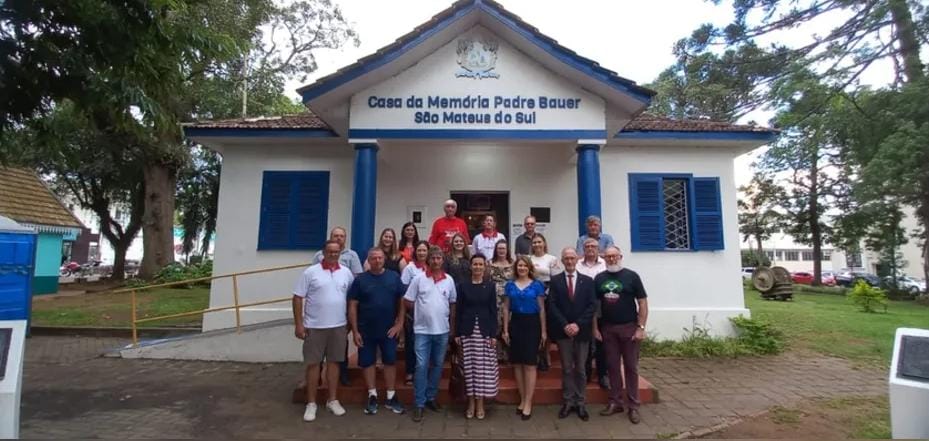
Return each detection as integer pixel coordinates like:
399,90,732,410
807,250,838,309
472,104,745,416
448,339,467,403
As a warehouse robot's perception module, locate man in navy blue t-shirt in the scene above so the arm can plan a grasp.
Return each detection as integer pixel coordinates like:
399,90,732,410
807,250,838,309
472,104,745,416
348,248,406,416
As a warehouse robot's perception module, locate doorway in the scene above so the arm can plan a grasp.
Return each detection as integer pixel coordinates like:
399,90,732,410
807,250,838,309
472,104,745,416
450,192,510,241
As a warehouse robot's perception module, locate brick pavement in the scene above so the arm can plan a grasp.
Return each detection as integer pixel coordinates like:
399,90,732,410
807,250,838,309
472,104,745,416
19,336,886,439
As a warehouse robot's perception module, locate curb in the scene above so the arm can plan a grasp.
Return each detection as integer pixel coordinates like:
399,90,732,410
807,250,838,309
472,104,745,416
29,326,201,339
672,409,769,439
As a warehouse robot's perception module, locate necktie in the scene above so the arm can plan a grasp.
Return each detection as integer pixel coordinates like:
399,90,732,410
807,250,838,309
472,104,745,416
567,273,574,300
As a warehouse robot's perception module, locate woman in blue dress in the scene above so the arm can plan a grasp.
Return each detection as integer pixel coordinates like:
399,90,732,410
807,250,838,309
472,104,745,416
501,255,547,420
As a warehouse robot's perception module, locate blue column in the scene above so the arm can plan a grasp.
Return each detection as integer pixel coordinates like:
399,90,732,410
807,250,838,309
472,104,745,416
576,144,602,236
350,143,378,261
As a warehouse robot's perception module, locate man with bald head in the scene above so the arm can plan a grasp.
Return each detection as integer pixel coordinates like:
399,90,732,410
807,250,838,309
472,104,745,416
427,199,470,253
312,226,364,275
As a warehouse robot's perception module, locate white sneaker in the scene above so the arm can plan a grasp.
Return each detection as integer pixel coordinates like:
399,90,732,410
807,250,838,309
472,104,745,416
303,403,318,422
327,399,346,416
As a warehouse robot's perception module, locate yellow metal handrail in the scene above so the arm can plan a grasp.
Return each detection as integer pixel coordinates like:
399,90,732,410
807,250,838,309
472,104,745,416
124,262,309,347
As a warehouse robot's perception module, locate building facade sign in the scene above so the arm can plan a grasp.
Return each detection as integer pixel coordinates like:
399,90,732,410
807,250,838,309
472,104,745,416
350,26,605,135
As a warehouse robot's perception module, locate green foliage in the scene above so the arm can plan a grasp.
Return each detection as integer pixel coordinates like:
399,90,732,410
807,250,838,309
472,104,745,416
741,250,771,267
128,260,214,288
641,317,784,358
847,280,889,313
738,173,786,254
177,145,220,258
731,316,784,354
793,284,846,296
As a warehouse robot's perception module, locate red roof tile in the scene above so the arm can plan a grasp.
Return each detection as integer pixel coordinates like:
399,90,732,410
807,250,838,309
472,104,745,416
184,112,774,134
0,167,83,228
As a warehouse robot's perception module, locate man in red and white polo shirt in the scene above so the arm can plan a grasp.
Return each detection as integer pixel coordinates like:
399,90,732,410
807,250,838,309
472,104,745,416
293,239,355,422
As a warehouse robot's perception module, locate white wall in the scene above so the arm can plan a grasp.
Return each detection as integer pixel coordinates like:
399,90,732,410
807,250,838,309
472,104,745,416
203,142,354,331
601,145,749,339
205,138,753,340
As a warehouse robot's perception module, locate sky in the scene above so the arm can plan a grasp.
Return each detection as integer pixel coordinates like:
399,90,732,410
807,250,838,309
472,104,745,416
282,0,898,188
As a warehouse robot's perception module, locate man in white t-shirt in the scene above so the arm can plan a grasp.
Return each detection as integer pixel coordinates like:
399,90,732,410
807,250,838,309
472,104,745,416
471,214,506,260
293,240,355,422
401,246,457,422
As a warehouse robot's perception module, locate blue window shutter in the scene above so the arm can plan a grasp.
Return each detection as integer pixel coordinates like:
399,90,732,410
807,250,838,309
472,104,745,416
629,174,664,251
291,172,329,249
258,171,329,250
692,177,724,250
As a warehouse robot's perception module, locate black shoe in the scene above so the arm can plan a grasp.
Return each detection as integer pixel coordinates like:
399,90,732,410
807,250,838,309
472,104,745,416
577,406,590,421
425,400,442,412
412,407,424,422
598,376,610,390
521,411,532,421
600,403,623,416
628,408,641,424
339,371,351,387
558,404,574,419
538,358,550,372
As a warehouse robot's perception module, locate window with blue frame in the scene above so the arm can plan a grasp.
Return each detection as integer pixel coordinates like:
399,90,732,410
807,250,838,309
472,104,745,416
257,171,330,250
628,173,724,251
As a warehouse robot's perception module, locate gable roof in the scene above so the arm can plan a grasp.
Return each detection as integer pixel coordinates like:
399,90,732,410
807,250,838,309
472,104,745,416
184,112,777,137
297,0,655,105
0,167,83,229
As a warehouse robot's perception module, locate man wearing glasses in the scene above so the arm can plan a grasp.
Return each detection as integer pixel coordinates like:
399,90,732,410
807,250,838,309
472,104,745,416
594,246,648,424
513,215,537,256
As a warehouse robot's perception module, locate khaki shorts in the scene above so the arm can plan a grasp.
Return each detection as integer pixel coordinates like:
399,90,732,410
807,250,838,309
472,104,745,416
302,326,348,365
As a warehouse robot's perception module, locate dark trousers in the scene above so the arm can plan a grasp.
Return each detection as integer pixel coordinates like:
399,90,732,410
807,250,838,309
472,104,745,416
556,337,590,407
586,322,607,380
602,322,641,409
404,314,416,376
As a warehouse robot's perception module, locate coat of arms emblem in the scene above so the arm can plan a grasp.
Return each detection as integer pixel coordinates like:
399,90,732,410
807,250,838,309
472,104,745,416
455,38,500,79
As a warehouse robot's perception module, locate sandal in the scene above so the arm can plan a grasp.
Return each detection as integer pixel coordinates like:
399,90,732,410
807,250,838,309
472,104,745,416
466,408,475,419
404,374,413,385
476,409,486,420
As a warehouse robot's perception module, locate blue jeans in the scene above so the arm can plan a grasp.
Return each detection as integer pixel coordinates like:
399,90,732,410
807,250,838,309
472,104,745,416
413,333,448,408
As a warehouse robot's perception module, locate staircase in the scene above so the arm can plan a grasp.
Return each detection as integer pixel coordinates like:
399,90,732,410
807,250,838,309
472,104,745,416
292,346,657,405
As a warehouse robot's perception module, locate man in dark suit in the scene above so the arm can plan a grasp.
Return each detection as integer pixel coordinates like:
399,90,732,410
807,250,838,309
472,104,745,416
547,247,597,421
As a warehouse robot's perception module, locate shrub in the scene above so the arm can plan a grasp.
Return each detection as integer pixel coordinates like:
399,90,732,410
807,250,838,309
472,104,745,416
127,260,214,288
640,317,784,358
731,316,783,354
847,280,888,313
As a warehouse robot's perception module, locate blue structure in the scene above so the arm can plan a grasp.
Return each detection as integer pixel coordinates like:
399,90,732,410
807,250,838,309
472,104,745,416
0,215,37,324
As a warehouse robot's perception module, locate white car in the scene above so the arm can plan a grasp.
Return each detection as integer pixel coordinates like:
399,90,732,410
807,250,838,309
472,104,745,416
741,267,756,280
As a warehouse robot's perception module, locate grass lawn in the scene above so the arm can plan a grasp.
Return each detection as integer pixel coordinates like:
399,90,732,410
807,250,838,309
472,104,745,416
745,287,929,365
32,286,210,328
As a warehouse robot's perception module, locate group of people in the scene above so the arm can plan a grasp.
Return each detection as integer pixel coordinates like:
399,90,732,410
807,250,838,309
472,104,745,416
293,199,649,426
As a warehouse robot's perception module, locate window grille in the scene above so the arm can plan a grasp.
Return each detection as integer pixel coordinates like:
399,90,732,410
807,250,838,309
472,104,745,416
662,179,691,250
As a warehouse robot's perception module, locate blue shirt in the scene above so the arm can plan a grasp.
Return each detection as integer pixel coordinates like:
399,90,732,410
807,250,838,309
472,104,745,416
575,233,615,254
348,270,405,337
504,279,546,314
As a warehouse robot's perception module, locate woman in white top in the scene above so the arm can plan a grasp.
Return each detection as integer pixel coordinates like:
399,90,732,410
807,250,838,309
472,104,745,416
401,240,430,384
528,233,562,284
527,233,560,371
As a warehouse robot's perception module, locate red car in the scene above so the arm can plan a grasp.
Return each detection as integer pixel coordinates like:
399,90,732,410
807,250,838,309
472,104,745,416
791,271,814,285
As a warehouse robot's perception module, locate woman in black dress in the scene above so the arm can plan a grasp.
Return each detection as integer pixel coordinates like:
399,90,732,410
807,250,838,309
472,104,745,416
454,255,499,420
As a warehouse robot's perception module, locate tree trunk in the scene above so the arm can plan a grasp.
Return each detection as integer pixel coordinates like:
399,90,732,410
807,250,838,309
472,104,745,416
888,0,925,83
111,240,130,281
809,153,823,286
755,234,763,256
140,162,177,279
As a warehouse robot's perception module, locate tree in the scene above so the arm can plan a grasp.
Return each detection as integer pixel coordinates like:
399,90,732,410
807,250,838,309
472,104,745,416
0,102,144,280
738,173,787,255
176,145,220,261
647,43,788,121
2,0,358,278
762,72,852,286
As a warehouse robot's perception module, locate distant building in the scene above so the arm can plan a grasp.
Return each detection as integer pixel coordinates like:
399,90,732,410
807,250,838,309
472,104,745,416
0,167,84,294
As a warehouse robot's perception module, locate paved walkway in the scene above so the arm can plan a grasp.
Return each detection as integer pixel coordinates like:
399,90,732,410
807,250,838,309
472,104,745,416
20,336,886,438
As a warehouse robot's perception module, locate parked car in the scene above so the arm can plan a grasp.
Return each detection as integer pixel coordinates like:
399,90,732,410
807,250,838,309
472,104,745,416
791,271,814,285
882,275,927,294
820,271,837,286
741,267,756,280
836,271,881,287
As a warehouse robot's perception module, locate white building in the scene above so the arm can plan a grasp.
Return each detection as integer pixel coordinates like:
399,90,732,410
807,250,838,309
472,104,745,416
185,0,776,341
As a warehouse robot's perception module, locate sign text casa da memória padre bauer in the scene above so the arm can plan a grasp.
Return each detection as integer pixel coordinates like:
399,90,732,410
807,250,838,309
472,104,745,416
367,94,583,125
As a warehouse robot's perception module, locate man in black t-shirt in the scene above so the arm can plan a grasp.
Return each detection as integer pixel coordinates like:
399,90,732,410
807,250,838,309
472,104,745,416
593,246,648,424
